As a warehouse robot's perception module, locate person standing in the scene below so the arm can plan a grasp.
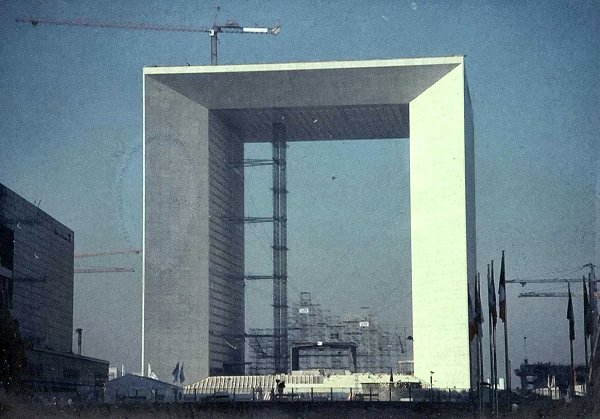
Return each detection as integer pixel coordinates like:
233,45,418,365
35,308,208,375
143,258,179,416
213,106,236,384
276,379,285,399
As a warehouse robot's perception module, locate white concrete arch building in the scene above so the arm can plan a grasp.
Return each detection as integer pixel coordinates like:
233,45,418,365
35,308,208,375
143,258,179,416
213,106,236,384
143,56,476,389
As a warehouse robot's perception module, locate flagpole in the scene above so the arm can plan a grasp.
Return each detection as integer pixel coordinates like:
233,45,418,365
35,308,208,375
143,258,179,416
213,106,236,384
584,276,589,372
487,264,495,413
499,250,510,411
570,320,575,397
473,274,481,414
470,274,480,411
503,292,510,402
477,272,484,415
491,260,498,417
504,296,512,400
568,283,575,397
588,265,598,339
493,320,498,416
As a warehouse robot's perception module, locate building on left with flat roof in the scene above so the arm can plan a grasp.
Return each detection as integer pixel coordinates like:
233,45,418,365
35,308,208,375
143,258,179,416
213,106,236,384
0,183,108,401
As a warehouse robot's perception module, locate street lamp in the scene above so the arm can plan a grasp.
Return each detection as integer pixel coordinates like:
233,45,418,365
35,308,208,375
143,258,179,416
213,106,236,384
429,371,434,402
76,328,82,355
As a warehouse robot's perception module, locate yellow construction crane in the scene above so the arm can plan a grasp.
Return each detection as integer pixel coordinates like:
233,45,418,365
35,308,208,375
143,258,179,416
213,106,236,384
15,16,280,65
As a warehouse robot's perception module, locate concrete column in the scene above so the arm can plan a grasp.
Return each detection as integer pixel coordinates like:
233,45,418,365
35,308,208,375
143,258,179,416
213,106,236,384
409,63,476,389
143,76,211,382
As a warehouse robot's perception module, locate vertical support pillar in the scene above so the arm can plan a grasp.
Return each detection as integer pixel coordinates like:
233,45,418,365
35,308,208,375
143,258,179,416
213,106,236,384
272,122,288,373
272,124,281,372
409,63,475,389
280,123,288,372
144,76,212,383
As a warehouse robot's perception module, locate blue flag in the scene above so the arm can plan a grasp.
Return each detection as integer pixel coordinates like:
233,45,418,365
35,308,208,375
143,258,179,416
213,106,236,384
488,264,497,326
584,277,592,337
567,285,575,341
475,274,484,333
172,362,180,383
498,251,507,322
179,362,185,384
469,288,477,341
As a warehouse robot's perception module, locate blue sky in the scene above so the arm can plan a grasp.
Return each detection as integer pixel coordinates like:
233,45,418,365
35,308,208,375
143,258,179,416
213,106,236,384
1,0,598,381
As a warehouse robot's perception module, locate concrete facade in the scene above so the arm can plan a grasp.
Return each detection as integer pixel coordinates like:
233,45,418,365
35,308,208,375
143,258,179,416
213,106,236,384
143,77,245,382
409,64,477,388
143,57,475,388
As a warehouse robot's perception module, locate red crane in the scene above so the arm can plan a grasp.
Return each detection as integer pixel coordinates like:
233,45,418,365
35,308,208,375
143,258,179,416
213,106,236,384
16,16,280,65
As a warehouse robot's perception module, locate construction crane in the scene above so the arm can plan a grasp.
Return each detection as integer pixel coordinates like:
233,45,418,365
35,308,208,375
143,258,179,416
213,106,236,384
15,16,280,65
75,267,135,274
74,247,141,274
75,248,142,259
509,272,599,298
518,292,573,298
505,278,594,286
11,267,135,281
505,263,597,287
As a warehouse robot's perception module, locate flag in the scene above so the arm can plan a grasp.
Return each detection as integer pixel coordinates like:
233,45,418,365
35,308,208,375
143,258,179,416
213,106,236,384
488,264,497,326
583,277,592,337
179,362,185,384
567,285,575,341
475,274,484,335
172,362,180,383
498,251,507,322
469,288,477,341
148,363,158,380
589,266,598,340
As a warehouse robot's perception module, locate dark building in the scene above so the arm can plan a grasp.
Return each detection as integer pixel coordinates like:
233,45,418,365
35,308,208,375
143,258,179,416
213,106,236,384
104,374,182,403
514,362,586,393
0,183,108,399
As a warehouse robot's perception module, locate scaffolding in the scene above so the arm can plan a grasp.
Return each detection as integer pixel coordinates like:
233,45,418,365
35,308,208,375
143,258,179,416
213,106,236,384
271,122,288,373
240,122,288,373
248,292,411,375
